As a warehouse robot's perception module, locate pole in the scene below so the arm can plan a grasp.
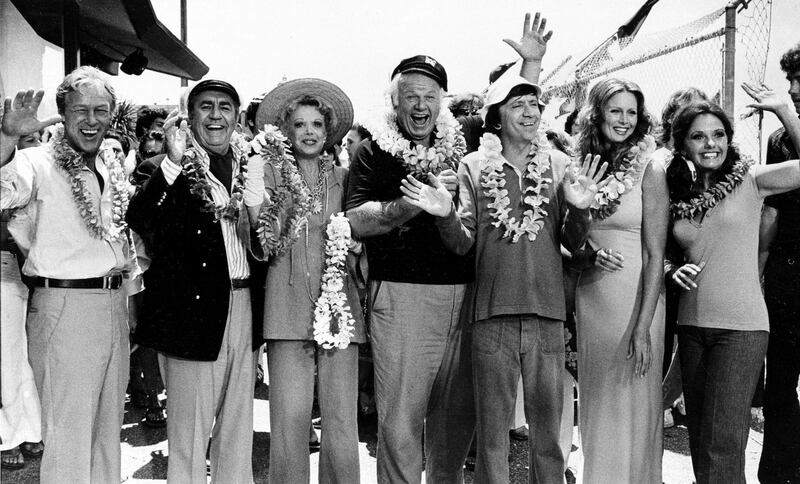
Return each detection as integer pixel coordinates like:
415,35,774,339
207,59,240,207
722,2,736,121
180,0,188,87
63,0,80,75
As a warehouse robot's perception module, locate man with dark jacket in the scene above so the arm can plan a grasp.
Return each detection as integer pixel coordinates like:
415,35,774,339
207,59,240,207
127,79,260,483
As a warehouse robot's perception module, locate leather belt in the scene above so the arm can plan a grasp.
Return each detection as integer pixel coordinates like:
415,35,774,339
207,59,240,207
231,278,250,289
34,275,123,290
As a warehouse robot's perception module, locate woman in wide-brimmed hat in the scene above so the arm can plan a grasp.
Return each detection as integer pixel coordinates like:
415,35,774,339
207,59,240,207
243,78,363,483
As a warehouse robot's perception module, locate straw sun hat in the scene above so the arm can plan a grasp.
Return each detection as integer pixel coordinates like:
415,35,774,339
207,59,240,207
255,78,354,150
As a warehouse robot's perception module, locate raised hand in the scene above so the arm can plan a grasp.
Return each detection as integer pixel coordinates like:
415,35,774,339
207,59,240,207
400,173,453,217
503,12,553,63
163,108,191,164
741,82,793,114
1,89,61,139
563,154,608,210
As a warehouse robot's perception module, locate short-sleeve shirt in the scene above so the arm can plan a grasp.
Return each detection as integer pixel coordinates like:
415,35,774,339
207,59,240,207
345,140,473,284
672,169,768,331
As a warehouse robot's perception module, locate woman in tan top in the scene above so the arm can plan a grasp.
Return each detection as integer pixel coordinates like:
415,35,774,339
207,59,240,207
666,99,800,484
244,79,364,484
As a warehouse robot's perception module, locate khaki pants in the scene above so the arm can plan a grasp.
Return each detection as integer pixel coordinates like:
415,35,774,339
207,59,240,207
27,287,129,484
159,287,255,484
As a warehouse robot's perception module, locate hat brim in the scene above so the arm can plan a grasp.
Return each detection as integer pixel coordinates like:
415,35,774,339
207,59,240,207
255,78,354,150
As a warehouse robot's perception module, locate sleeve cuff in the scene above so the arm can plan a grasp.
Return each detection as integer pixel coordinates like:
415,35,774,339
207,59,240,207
161,158,182,185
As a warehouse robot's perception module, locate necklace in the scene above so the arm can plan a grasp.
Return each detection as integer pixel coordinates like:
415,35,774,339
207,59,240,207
479,133,552,243
670,158,752,220
368,102,466,176
181,132,250,222
590,135,655,220
298,156,332,215
52,125,131,241
254,125,312,258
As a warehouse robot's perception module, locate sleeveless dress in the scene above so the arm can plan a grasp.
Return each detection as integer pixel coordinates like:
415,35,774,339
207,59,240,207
575,167,665,484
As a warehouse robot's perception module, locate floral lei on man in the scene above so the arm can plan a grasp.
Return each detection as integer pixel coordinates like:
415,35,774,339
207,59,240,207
590,135,655,220
478,132,552,243
313,212,357,349
52,125,131,241
670,157,753,220
254,125,312,258
180,131,250,222
368,101,467,176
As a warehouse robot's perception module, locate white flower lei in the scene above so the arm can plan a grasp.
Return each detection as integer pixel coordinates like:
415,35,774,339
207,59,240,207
590,135,655,220
52,125,132,241
368,101,466,175
478,133,552,243
313,212,356,350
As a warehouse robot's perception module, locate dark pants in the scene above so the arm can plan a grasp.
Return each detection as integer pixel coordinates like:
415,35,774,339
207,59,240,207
679,326,768,484
759,252,800,484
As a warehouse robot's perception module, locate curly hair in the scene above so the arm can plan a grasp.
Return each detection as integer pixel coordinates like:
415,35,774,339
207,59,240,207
666,101,741,204
55,66,116,116
135,106,168,138
575,78,651,168
779,42,800,75
659,87,709,146
278,94,335,145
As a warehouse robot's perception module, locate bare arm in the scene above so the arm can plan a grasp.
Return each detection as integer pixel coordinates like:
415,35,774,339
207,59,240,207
346,198,421,238
758,206,778,281
628,161,669,377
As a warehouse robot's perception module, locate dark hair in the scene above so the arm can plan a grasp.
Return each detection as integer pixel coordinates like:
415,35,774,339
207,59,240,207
564,109,580,134
779,42,800,75
245,93,266,131
352,123,371,141
484,84,540,135
659,87,709,146
135,106,168,138
545,130,574,157
666,101,740,203
575,78,651,168
103,130,130,155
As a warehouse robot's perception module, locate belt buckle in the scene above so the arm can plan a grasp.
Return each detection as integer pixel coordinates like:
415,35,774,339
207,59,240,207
103,275,120,290
42,278,50,288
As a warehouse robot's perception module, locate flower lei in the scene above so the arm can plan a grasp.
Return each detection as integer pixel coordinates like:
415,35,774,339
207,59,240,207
52,125,131,241
368,101,467,176
590,135,655,220
478,133,552,243
313,212,356,349
254,125,312,258
670,157,753,220
181,132,250,222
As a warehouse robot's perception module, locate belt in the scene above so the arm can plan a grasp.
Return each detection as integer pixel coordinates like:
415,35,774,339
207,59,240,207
34,275,123,290
231,278,250,289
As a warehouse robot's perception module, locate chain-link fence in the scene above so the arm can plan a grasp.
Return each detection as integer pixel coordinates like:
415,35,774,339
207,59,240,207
540,0,772,161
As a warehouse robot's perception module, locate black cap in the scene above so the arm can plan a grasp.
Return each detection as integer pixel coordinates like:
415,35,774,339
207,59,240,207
188,79,241,107
391,55,448,91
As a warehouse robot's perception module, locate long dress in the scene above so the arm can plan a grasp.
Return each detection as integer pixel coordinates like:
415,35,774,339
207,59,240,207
575,171,665,484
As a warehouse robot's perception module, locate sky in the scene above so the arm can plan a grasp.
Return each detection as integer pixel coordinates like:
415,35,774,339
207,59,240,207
41,0,799,138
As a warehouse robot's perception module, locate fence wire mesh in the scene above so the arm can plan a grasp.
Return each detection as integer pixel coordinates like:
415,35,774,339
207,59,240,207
541,0,772,162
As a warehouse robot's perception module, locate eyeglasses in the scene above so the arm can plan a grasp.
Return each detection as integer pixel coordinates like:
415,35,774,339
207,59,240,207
145,130,164,141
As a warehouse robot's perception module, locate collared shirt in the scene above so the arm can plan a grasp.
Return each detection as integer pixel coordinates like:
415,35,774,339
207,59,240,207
435,148,589,322
0,145,139,290
160,148,249,279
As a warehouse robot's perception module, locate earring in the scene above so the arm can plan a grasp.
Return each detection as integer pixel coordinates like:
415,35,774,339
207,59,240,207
683,156,697,182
